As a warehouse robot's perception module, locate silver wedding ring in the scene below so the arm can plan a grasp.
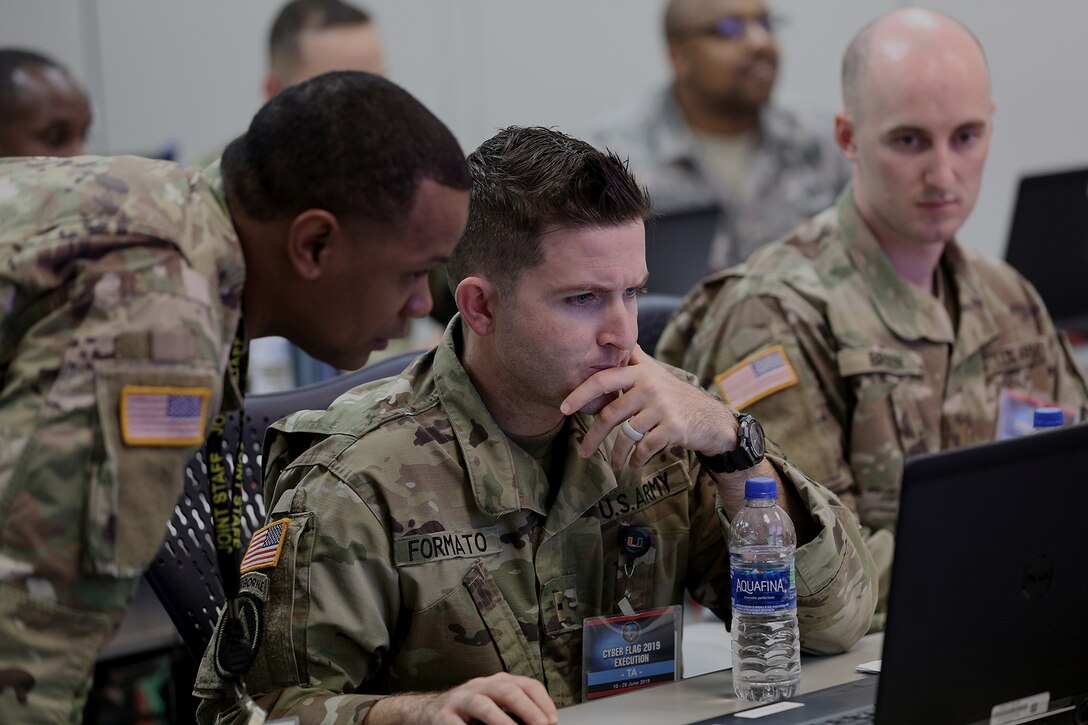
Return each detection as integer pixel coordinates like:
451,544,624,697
621,419,645,443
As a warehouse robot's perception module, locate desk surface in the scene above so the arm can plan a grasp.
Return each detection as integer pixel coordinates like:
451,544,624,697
558,634,882,724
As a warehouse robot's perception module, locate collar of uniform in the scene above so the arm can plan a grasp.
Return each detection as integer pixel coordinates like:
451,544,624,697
655,87,702,168
655,88,784,168
538,414,620,536
838,186,956,344
940,240,1001,367
432,319,620,520
432,319,549,517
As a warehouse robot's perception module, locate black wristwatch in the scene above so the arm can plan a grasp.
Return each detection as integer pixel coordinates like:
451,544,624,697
696,413,766,473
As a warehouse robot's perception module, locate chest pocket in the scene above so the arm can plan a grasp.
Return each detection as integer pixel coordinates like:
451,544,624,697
392,558,543,693
838,346,932,454
983,336,1051,398
595,461,692,615
837,345,934,527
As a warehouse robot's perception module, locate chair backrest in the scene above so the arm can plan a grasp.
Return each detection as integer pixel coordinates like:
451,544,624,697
637,293,683,354
144,348,423,661
643,207,720,296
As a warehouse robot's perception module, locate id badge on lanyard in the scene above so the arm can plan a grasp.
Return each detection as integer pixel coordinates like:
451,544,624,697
581,524,681,700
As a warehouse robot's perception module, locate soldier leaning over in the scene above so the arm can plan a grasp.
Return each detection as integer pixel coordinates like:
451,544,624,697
0,71,470,722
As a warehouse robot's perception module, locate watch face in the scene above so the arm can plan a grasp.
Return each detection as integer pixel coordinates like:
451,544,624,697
742,415,766,459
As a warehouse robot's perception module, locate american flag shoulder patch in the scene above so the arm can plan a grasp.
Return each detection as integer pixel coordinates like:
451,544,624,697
240,518,292,574
713,344,799,410
120,385,211,446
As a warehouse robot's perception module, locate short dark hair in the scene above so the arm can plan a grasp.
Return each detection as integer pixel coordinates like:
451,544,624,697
221,71,469,225
269,0,372,75
0,48,67,116
448,126,650,297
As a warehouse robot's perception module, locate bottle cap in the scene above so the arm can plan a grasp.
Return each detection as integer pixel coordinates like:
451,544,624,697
1033,407,1064,429
744,477,777,499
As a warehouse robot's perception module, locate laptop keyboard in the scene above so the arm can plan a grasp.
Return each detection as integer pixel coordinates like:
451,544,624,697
819,705,875,724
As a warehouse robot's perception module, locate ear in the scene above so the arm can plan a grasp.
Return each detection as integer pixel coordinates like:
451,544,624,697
834,112,858,161
455,276,501,338
667,42,688,81
262,71,282,102
286,209,340,282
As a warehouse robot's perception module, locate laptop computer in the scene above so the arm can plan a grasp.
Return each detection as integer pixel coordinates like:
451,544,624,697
644,207,720,297
689,422,1088,724
1004,167,1088,334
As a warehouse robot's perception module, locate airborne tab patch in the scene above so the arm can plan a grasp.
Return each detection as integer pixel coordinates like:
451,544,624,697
240,518,291,573
713,345,798,410
394,527,502,567
120,385,210,446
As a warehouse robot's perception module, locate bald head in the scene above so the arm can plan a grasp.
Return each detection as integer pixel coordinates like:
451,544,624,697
842,8,989,119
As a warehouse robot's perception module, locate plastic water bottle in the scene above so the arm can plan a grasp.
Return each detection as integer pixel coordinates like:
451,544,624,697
1033,407,1064,432
730,477,800,702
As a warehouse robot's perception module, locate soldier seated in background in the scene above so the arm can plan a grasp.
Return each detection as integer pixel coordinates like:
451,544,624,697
589,0,849,273
194,126,876,725
0,48,91,157
656,8,1088,627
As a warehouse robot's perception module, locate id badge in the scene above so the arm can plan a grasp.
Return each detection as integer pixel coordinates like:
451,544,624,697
581,605,682,701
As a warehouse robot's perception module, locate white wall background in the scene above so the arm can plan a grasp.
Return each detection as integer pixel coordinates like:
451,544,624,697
2,0,1086,260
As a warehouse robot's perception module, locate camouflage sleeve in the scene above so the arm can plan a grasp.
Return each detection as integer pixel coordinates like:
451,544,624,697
0,243,225,578
680,287,859,509
772,452,877,653
194,455,398,725
685,440,876,654
0,243,225,717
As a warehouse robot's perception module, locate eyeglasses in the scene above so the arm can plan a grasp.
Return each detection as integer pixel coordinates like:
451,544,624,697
674,13,782,42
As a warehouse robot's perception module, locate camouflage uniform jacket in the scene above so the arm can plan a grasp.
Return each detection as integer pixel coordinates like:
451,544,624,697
588,87,850,271
658,186,1088,533
0,155,244,719
194,322,876,723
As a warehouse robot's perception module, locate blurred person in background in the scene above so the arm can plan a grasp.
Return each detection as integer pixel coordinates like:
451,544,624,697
0,48,91,158
590,0,849,274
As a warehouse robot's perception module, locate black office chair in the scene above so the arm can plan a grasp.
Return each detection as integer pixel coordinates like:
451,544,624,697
144,348,423,661
637,293,683,354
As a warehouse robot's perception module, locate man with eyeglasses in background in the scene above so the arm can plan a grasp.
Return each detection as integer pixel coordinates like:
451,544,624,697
590,0,849,273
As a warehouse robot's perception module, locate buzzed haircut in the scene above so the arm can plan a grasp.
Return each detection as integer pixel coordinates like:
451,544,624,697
448,126,651,297
221,71,469,225
268,0,372,75
0,48,67,115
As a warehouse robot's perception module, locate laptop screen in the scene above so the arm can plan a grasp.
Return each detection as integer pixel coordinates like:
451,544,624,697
878,422,1088,723
1004,168,1088,333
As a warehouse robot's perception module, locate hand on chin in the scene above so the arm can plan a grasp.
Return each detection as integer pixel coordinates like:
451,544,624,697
574,391,619,416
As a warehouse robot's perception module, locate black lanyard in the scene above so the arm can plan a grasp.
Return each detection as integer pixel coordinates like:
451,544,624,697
205,320,252,675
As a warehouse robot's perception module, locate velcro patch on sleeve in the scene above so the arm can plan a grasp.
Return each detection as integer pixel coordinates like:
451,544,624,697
120,385,211,446
713,344,799,410
239,518,292,574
